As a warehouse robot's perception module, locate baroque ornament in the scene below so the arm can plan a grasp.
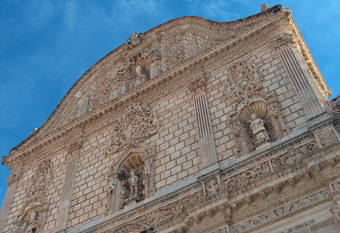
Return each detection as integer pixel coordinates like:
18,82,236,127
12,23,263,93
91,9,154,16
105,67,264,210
106,102,160,153
224,60,263,107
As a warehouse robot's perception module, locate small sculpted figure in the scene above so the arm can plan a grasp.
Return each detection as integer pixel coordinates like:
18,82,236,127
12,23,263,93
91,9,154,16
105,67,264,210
129,169,139,199
250,113,269,146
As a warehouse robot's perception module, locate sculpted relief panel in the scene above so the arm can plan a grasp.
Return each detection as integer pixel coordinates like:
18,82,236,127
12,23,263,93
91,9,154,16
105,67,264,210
105,102,159,214
225,60,289,156
106,102,160,153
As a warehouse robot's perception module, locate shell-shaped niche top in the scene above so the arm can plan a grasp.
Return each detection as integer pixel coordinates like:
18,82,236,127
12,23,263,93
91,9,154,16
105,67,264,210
10,6,292,156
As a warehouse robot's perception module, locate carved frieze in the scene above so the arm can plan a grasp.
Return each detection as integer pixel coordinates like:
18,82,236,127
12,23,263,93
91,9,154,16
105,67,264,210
270,141,318,171
106,102,160,153
232,189,330,232
225,162,271,190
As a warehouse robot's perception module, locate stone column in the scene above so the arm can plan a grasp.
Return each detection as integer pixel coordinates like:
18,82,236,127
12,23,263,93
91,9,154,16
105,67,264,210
188,76,218,168
55,138,83,232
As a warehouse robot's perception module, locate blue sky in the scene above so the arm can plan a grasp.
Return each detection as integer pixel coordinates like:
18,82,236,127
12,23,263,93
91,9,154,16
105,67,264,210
0,0,339,206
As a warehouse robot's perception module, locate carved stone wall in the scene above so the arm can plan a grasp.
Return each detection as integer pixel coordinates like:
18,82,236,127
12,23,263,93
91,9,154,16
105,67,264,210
1,4,339,233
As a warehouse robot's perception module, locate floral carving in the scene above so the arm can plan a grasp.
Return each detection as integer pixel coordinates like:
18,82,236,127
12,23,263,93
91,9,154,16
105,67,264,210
270,141,317,171
106,102,160,153
224,60,263,106
232,189,330,232
225,162,271,190
316,129,338,148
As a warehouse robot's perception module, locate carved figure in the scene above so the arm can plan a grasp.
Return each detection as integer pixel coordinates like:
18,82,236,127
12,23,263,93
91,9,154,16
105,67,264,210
129,169,139,199
250,114,269,147
25,211,38,233
108,177,116,192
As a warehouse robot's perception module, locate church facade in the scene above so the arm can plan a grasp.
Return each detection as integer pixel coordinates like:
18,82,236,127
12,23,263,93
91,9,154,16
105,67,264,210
1,4,340,233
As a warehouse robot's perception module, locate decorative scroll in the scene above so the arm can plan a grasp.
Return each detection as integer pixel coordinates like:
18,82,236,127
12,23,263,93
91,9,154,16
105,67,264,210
329,95,340,116
106,102,160,153
232,189,330,232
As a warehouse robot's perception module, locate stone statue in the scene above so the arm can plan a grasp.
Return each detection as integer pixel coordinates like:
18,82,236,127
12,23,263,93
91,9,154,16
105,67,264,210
108,177,116,192
135,64,147,86
129,169,139,200
250,113,269,146
25,211,38,233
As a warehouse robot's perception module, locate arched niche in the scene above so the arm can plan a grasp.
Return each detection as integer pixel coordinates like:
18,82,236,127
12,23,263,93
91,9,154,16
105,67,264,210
106,143,155,213
228,94,289,156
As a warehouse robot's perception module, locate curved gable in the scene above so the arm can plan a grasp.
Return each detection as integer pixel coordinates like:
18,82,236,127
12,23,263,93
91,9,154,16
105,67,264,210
8,5,290,155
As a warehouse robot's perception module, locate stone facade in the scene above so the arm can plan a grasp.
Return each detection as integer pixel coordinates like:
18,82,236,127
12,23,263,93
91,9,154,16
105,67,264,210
1,4,340,233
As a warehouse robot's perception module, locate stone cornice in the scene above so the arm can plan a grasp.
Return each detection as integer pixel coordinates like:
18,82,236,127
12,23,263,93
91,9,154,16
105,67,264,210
3,6,291,169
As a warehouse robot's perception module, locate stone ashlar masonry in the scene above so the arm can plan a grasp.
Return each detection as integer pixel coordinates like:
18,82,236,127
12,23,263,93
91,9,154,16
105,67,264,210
1,4,340,233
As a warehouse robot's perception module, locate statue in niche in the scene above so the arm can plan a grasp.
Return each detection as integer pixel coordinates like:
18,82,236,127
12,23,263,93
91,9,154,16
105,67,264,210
250,113,269,147
119,169,145,208
25,211,38,233
129,169,139,199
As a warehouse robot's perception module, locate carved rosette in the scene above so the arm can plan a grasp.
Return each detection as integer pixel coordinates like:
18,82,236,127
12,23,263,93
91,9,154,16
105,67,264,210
106,102,160,154
13,160,53,233
270,32,296,49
